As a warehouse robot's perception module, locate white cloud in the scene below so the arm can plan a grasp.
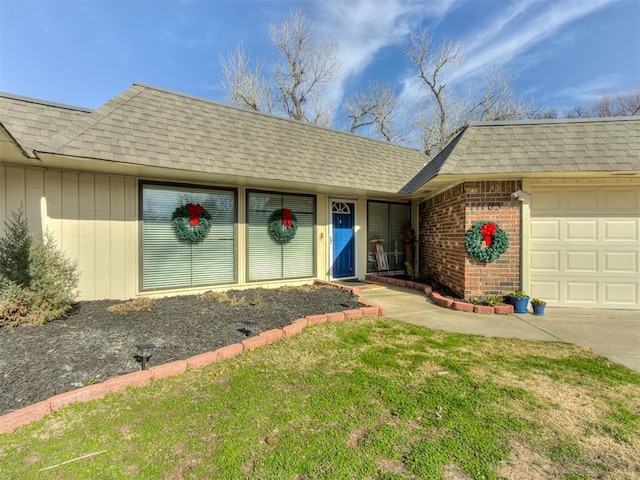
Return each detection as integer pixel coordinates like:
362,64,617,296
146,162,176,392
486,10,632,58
396,0,618,107
451,0,616,82
556,74,623,102
313,0,459,105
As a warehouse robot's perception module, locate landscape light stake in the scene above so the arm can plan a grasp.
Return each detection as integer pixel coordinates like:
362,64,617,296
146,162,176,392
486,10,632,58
137,343,156,370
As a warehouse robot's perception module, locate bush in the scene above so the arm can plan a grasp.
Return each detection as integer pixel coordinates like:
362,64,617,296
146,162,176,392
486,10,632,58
0,208,79,327
0,205,31,286
404,262,429,282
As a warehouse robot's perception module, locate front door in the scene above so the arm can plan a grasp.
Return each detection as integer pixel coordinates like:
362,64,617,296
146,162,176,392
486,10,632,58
331,201,355,278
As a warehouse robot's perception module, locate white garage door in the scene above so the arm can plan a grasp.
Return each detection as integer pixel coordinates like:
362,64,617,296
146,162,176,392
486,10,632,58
529,186,640,309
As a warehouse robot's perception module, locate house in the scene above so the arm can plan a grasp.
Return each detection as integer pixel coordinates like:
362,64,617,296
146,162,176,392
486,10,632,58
404,118,640,309
0,84,425,300
1,84,639,309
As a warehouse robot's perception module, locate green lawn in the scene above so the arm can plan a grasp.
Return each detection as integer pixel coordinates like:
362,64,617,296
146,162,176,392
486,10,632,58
1,317,639,479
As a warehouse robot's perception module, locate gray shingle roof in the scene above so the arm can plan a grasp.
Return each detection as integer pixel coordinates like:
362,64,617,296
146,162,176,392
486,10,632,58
30,84,427,194
0,92,91,155
402,117,640,193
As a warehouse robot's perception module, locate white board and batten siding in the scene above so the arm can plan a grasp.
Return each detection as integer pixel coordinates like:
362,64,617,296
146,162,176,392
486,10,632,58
0,165,138,301
529,185,640,309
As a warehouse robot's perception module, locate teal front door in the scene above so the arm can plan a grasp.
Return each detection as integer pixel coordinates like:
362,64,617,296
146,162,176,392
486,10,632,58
332,201,355,278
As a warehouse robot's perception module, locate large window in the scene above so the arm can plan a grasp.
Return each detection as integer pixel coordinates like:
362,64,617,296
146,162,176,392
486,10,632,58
141,183,236,290
247,191,315,281
367,201,411,272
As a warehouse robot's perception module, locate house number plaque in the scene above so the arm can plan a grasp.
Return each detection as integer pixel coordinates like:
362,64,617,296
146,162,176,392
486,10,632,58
469,202,502,211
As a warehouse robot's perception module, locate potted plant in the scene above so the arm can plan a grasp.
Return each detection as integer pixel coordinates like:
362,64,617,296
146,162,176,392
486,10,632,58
531,298,547,316
507,290,530,314
400,222,416,269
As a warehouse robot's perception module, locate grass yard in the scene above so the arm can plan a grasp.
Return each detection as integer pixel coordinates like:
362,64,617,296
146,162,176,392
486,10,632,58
1,316,639,479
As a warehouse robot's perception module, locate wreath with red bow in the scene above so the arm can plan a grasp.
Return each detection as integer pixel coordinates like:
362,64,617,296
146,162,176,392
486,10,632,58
268,208,298,244
171,203,213,242
464,221,509,263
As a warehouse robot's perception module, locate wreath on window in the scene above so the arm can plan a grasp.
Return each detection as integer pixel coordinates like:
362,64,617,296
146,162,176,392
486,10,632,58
268,208,298,244
171,203,213,242
464,221,509,263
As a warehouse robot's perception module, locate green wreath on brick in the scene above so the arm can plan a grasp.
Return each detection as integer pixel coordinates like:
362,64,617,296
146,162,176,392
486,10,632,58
268,208,298,244
171,203,213,243
465,221,509,263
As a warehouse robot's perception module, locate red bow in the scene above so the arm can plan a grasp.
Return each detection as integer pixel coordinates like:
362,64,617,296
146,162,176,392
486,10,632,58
481,223,496,246
188,203,203,226
281,208,293,228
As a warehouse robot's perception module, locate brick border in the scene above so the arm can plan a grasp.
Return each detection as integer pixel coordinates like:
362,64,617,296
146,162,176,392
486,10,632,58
0,281,382,435
365,274,514,316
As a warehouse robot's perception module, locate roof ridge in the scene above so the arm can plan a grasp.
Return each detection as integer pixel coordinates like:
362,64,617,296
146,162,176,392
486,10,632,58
0,91,92,113
437,127,471,174
469,116,640,127
39,85,147,153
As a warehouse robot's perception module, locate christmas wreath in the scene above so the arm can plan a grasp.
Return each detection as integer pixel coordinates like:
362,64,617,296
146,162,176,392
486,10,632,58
171,203,213,242
464,221,509,263
268,208,298,244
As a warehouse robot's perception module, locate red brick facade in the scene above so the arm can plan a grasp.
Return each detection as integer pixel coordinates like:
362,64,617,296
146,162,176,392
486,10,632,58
418,181,521,299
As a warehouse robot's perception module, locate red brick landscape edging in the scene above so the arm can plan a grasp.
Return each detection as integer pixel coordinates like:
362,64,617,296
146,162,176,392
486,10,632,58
0,281,383,435
365,274,514,316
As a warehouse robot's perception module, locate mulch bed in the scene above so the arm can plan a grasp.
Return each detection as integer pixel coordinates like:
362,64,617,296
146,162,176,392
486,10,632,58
0,285,361,416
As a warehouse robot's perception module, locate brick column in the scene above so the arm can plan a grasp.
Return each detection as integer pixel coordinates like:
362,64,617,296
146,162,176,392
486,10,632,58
419,180,522,300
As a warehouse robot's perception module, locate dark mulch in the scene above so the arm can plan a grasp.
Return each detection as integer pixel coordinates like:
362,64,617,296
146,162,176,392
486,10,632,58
0,285,361,416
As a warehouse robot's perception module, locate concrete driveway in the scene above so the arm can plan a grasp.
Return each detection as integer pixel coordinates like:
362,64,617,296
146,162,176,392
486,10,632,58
357,284,640,373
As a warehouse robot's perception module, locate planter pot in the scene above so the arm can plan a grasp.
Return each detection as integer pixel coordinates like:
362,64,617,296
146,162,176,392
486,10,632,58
508,296,530,314
532,303,546,316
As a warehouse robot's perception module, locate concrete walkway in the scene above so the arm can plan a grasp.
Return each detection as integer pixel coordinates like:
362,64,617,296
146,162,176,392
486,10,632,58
357,284,640,373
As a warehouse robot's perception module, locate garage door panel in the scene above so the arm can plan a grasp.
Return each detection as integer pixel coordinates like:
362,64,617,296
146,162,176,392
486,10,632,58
603,251,638,273
530,280,560,303
532,191,562,212
566,190,598,211
530,250,560,271
604,283,638,305
565,282,599,304
603,219,638,241
565,251,597,272
531,220,560,240
603,189,639,211
566,220,598,241
530,185,640,309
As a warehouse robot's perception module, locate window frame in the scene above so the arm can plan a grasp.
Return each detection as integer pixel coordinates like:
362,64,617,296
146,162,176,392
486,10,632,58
366,200,412,273
246,189,317,283
138,180,238,292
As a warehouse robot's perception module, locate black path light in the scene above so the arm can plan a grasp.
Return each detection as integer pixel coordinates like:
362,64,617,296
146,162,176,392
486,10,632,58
137,343,156,370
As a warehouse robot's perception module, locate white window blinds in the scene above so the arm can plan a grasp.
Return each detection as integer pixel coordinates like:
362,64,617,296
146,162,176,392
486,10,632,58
247,191,315,281
141,184,236,290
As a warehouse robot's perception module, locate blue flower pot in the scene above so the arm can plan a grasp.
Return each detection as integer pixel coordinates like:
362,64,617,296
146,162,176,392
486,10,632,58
509,296,530,314
532,303,546,316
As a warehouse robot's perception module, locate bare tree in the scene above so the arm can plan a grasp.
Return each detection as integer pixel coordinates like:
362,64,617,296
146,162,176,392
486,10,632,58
564,104,590,118
468,67,537,121
269,10,341,125
614,87,640,116
406,31,463,156
219,43,271,112
219,9,341,126
532,107,559,119
563,86,640,118
406,31,534,157
345,81,408,143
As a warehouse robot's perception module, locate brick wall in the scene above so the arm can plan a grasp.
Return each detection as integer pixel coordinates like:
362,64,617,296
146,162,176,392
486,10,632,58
419,180,522,299
419,183,466,297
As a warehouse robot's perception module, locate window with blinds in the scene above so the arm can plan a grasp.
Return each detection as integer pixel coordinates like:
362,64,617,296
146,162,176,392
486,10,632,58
367,201,410,272
141,183,236,290
247,191,316,281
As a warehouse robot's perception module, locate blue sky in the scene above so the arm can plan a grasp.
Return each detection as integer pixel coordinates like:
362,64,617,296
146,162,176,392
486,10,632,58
1,0,638,119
